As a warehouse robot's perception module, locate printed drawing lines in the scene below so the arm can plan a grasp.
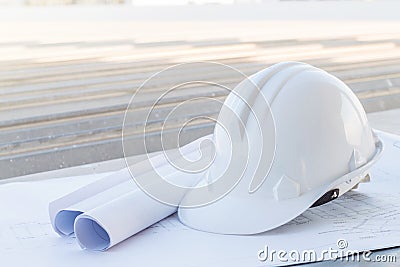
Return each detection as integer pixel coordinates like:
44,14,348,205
313,191,400,236
140,214,190,235
5,221,74,250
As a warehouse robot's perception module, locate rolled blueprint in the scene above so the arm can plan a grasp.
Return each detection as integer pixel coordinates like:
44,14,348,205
49,134,212,250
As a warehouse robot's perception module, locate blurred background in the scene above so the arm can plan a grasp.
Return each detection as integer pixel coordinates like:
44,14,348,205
1,0,400,179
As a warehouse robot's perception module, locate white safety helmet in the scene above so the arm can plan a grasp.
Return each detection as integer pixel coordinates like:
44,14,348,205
178,62,383,234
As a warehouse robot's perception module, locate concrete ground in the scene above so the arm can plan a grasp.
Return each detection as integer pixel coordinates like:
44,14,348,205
1,5,400,179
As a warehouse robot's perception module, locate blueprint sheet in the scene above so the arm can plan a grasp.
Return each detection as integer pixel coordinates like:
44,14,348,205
0,131,399,267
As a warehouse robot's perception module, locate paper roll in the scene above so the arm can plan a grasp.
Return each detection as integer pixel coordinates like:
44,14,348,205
49,134,212,250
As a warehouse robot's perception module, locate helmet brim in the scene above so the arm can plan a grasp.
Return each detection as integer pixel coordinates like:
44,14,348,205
178,134,383,235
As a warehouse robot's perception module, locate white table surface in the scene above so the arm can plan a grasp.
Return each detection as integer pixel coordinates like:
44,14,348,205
2,108,400,266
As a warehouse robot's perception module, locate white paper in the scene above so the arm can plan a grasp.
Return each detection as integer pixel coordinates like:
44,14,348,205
1,131,399,267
